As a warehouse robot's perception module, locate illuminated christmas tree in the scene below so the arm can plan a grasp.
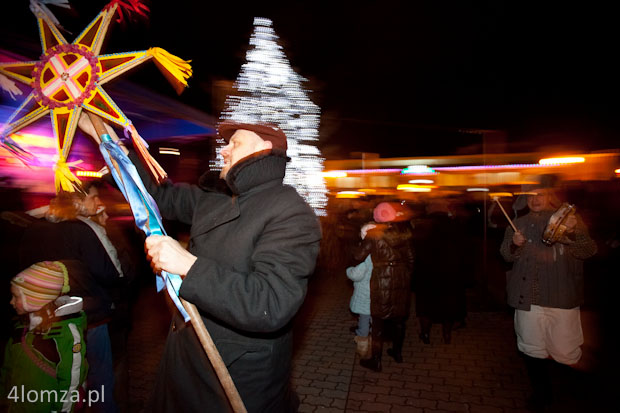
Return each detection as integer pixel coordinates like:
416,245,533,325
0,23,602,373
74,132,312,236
215,17,327,215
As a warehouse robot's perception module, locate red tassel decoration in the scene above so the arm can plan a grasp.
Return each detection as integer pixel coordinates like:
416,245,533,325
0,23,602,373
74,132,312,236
128,124,167,183
105,0,150,23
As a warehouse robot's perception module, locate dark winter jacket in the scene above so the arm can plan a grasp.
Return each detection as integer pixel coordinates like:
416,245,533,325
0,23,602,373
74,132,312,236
353,222,414,319
500,211,597,310
19,219,122,326
134,150,321,412
412,212,468,322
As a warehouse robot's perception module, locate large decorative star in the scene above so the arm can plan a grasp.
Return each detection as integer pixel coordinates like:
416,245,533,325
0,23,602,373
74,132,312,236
0,1,191,191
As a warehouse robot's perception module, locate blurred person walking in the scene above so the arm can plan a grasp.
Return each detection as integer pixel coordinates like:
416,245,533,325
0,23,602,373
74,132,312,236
79,180,139,413
346,222,376,359
500,180,597,410
19,190,124,413
412,197,467,344
353,202,414,371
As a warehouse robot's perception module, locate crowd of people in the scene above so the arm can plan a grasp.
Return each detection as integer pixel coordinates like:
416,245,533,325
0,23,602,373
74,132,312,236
340,177,600,411
0,115,609,413
1,119,322,412
1,179,141,412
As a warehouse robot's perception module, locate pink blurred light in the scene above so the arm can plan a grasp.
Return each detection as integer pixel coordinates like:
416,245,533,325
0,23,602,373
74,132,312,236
434,163,544,171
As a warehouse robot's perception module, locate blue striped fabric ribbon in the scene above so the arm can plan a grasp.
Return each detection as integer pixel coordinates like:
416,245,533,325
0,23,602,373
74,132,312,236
98,135,189,321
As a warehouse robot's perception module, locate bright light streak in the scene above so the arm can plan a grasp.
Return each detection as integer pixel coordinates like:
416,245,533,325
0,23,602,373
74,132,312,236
398,184,437,189
408,179,434,184
467,188,489,192
159,147,180,156
401,165,436,174
538,157,585,165
397,184,432,192
76,171,103,178
344,169,402,174
615,168,620,174
336,191,364,198
322,170,347,178
489,192,513,198
435,164,541,171
9,132,56,149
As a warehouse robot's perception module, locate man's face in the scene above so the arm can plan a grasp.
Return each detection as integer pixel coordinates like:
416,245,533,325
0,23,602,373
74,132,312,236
81,187,102,216
92,209,109,227
10,285,26,315
526,189,552,212
219,129,272,179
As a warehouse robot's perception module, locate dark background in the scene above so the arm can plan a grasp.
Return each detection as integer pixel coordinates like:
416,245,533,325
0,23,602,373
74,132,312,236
1,0,618,158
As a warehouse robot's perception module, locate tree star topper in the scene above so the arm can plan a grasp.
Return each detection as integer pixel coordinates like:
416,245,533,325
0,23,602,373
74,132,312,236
0,0,192,192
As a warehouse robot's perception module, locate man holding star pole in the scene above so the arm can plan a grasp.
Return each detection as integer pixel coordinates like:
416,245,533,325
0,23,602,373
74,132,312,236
80,119,322,412
144,119,321,412
2,2,321,410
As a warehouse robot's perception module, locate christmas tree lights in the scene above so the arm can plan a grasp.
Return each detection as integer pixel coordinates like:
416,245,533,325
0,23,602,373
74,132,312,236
215,17,327,215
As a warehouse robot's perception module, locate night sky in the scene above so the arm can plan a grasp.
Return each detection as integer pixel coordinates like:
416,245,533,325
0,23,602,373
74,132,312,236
1,1,618,159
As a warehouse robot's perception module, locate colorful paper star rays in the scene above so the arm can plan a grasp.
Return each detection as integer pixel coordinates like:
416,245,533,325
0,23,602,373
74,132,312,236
0,1,192,191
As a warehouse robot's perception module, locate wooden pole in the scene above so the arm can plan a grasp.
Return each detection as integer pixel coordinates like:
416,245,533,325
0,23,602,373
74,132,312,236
86,112,105,143
492,197,519,233
86,112,247,413
181,299,247,413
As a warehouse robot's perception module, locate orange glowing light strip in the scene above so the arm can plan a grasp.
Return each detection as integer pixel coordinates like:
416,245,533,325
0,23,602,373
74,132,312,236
538,156,585,165
397,184,433,192
397,184,438,190
335,191,364,198
323,171,347,178
489,192,513,198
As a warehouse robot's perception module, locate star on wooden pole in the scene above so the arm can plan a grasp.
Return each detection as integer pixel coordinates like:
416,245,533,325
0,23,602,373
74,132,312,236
0,1,191,191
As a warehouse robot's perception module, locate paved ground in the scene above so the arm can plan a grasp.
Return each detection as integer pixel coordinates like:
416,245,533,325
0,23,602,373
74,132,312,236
126,269,614,413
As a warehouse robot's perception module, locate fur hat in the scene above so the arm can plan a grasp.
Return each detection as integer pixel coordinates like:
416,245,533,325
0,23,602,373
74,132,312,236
12,261,70,312
218,121,288,154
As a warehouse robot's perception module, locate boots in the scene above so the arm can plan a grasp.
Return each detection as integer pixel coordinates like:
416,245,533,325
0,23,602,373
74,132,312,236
419,317,431,344
354,335,372,360
360,324,383,372
387,319,405,363
386,348,402,363
522,354,553,410
360,354,382,372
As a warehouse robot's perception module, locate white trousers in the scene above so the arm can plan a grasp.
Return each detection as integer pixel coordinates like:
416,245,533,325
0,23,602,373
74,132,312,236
514,305,583,365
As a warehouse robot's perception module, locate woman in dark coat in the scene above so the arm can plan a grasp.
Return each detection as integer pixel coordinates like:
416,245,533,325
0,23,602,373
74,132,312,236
353,202,414,371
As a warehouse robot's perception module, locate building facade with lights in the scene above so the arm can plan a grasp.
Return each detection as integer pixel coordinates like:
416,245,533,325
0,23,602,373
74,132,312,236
323,151,620,199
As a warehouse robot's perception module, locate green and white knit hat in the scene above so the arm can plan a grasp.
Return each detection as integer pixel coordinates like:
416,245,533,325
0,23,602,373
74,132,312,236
12,261,70,312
